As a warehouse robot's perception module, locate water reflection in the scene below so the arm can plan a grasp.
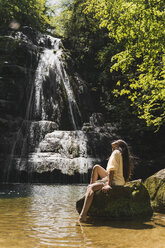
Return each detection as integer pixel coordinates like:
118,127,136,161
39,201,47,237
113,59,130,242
77,212,165,248
0,184,164,248
28,185,86,247
0,183,31,198
80,217,155,230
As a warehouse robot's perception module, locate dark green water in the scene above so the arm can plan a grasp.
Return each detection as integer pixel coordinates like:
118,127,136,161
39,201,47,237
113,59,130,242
0,184,164,248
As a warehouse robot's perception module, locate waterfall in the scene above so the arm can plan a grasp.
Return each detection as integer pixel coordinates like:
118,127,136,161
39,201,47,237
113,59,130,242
17,130,98,180
51,38,79,130
33,36,80,129
4,32,100,183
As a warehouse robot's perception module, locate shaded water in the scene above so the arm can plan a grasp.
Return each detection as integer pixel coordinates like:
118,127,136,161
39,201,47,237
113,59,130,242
0,184,164,248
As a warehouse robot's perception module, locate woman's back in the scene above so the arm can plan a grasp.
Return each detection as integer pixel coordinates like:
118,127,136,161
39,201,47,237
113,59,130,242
106,150,125,185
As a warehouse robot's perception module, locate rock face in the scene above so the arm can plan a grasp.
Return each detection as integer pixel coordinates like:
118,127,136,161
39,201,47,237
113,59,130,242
0,27,89,182
76,180,153,219
144,169,165,212
0,27,119,183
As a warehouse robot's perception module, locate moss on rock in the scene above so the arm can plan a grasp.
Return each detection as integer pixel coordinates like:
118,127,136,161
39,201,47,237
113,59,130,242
76,180,153,219
144,169,165,212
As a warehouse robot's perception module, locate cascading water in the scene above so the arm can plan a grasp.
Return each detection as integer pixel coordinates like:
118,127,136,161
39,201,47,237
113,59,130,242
33,36,80,129
51,38,80,130
6,32,100,183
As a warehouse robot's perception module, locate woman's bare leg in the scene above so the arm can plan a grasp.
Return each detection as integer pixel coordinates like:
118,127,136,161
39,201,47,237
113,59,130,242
79,165,107,222
79,182,104,222
90,165,107,184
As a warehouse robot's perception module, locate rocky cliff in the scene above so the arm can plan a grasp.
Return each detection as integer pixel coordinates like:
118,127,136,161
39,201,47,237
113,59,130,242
0,27,118,183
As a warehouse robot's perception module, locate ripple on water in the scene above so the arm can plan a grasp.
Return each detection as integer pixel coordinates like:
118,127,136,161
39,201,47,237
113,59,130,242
0,184,164,248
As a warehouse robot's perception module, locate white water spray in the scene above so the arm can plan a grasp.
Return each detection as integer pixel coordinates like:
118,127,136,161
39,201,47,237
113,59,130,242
34,36,79,129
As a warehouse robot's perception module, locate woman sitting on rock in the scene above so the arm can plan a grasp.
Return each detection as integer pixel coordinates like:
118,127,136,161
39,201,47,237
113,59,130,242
79,139,133,222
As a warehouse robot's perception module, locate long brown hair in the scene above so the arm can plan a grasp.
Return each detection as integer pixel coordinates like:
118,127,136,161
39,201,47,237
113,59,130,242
112,139,133,182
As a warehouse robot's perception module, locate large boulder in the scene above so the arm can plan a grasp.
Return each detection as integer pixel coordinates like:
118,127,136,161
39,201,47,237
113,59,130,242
76,180,153,219
144,169,165,212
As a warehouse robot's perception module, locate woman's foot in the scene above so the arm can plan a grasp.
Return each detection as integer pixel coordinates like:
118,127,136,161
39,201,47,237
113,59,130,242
79,215,87,222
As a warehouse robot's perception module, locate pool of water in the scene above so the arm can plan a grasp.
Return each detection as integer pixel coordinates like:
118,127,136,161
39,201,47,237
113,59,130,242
0,184,164,248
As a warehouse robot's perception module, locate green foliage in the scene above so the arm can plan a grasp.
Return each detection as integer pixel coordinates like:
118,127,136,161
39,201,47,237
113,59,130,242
51,0,73,37
84,0,165,129
0,0,51,31
4,0,163,130
53,0,111,84
52,0,121,119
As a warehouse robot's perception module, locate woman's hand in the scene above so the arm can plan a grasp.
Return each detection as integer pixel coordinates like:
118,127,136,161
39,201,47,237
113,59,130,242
102,185,112,193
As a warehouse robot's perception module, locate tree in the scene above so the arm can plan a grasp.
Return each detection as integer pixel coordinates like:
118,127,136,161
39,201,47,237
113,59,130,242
84,0,165,129
0,0,51,31
52,0,121,114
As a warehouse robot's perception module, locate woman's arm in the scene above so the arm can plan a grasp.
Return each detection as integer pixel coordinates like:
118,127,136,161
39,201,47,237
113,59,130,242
108,170,114,186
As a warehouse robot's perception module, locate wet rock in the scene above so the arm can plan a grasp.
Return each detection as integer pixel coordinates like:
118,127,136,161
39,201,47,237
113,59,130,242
72,73,94,124
0,32,38,171
82,120,118,160
39,131,88,157
89,113,104,126
28,121,58,151
144,169,165,212
76,180,153,219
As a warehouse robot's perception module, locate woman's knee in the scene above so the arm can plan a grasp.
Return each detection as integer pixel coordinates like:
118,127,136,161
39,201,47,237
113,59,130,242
92,182,105,192
85,188,94,197
92,164,101,171
87,184,93,193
